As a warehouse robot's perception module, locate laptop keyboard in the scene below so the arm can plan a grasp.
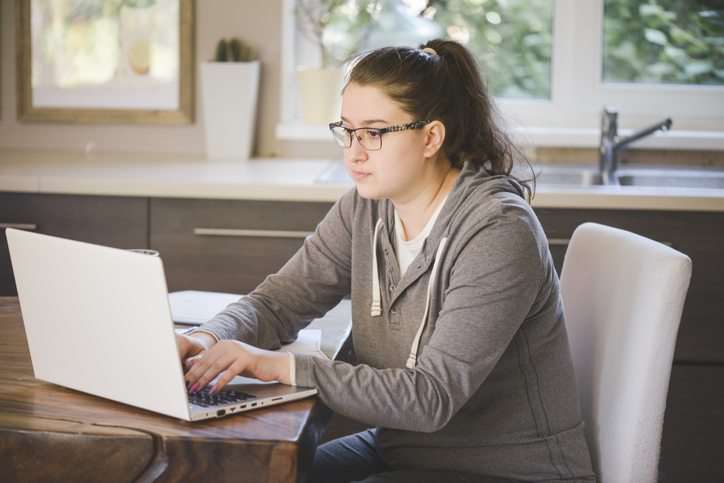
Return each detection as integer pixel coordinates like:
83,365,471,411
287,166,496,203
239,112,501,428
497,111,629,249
188,387,256,408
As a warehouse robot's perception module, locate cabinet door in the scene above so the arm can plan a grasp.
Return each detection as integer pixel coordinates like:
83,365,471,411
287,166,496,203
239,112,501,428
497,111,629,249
534,208,724,364
659,364,724,481
150,198,334,294
0,192,149,295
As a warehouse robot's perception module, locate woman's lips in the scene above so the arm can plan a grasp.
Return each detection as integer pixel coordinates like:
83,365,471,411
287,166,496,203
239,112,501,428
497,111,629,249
352,170,370,181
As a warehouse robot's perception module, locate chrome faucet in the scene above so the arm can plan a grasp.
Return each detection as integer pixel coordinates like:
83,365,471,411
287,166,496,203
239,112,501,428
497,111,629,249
599,108,672,185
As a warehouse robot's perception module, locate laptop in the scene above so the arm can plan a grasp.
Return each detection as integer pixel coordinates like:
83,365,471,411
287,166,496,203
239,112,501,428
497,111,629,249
5,228,318,422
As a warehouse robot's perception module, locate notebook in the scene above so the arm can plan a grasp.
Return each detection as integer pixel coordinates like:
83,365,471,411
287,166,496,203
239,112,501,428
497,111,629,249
5,228,318,422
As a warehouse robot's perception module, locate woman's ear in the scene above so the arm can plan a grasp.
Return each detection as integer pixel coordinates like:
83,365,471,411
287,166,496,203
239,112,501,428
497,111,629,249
423,121,446,158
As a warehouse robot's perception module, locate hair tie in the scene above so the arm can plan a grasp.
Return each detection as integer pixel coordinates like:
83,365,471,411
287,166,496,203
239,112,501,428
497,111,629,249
422,47,437,56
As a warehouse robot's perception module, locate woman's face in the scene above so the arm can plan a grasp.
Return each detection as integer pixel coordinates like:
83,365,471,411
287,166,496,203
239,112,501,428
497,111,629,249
340,83,436,204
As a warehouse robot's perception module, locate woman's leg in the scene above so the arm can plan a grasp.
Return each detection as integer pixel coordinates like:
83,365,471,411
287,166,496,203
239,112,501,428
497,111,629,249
305,429,391,483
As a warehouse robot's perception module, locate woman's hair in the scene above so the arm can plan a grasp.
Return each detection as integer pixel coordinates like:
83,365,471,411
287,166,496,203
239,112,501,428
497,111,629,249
346,39,532,192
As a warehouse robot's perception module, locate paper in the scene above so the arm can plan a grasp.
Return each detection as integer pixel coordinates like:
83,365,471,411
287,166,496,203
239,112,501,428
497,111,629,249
275,329,329,360
168,290,242,325
170,290,329,359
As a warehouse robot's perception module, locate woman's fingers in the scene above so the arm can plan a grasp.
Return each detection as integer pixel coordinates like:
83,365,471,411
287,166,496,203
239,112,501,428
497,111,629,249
209,366,243,394
184,340,250,393
183,340,290,393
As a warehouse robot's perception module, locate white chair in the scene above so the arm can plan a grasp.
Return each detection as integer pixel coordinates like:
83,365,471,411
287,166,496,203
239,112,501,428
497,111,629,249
559,222,692,483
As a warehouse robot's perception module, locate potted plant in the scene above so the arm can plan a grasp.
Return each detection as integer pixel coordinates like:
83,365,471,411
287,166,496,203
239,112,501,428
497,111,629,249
295,0,379,124
200,38,260,160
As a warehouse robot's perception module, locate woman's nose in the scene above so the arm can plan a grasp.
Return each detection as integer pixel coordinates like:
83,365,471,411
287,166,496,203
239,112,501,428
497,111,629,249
345,134,368,162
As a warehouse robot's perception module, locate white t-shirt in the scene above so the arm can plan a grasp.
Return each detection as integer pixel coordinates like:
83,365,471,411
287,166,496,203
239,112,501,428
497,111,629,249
394,196,448,277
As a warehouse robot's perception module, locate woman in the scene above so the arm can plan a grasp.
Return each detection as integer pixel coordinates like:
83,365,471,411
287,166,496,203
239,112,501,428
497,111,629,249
179,39,595,482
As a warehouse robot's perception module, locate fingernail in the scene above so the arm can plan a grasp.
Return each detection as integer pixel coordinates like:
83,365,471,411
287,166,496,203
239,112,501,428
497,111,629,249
185,379,190,388
189,382,200,394
209,383,219,395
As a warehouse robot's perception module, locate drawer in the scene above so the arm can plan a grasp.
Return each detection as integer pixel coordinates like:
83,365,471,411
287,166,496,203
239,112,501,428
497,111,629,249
0,192,149,295
150,198,334,294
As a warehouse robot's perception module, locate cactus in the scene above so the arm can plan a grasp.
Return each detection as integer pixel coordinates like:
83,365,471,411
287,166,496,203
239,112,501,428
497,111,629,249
214,38,254,62
214,38,228,62
229,38,242,62
240,44,254,62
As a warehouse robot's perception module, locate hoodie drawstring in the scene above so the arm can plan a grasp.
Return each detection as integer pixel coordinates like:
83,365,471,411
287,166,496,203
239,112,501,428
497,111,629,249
370,219,384,317
370,218,447,368
406,237,447,369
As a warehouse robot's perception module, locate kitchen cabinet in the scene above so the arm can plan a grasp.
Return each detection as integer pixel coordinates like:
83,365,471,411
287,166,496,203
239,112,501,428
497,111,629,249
150,198,334,294
2,189,721,480
534,208,724,364
533,207,724,481
0,193,335,297
0,192,149,295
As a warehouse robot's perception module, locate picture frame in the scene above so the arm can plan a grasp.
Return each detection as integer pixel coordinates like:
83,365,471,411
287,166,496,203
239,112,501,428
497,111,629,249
15,0,195,124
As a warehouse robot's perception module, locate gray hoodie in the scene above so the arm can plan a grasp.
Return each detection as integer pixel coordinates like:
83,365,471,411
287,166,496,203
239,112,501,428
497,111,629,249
200,161,595,481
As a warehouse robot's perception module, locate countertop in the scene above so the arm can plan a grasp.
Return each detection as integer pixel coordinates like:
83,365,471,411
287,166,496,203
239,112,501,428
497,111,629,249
1,148,723,211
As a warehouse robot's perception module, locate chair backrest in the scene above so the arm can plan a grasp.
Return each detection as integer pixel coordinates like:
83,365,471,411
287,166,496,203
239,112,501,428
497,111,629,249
560,223,691,483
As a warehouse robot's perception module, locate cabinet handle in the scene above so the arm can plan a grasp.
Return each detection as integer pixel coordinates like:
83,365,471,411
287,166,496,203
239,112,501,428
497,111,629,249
0,223,37,231
193,228,313,239
548,238,570,246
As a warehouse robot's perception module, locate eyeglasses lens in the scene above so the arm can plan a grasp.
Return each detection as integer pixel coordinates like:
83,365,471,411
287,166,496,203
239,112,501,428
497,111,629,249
330,125,382,151
331,125,348,148
358,130,381,151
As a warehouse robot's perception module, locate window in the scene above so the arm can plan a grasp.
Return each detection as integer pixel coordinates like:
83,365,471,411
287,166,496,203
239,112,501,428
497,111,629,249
603,0,724,86
278,0,724,150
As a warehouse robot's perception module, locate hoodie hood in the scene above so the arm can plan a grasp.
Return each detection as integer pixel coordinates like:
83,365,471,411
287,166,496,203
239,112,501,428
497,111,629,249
379,160,527,266
369,161,527,367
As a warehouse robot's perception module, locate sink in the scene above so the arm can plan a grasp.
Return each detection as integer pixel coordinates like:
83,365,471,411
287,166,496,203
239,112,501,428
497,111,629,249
617,172,724,189
316,161,609,187
316,159,724,191
519,165,724,190
530,167,605,187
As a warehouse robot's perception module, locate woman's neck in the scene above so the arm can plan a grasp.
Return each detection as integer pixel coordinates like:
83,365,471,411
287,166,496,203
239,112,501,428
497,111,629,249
394,162,460,241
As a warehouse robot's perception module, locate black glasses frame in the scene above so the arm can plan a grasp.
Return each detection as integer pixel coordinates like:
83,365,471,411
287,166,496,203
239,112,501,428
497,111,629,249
329,120,431,151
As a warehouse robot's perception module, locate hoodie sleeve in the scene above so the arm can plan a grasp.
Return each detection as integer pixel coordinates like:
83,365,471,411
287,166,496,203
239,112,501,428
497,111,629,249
196,189,356,349
294,200,551,432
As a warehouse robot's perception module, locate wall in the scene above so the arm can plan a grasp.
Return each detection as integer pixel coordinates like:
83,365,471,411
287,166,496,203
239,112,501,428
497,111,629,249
1,1,722,165
0,0,340,159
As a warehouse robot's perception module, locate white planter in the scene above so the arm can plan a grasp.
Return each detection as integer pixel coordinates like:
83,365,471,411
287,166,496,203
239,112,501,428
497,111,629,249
297,67,344,125
200,61,260,160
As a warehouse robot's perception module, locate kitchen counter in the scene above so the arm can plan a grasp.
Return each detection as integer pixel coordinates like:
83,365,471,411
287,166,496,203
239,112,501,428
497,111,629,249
1,148,724,211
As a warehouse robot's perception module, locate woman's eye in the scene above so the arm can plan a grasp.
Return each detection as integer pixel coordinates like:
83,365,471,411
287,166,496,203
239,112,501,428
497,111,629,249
367,130,380,139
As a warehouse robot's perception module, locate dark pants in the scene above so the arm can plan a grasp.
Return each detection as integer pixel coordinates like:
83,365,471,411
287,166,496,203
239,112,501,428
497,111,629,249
305,429,518,483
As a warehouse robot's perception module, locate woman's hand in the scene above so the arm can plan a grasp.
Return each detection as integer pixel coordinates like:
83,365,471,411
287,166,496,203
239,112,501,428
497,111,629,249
176,331,217,371
184,340,291,394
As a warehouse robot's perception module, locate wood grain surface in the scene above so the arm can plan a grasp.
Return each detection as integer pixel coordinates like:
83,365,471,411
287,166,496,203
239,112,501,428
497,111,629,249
0,297,351,482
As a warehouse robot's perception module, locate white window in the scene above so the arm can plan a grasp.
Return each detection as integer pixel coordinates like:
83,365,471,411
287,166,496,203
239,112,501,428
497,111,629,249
277,0,724,150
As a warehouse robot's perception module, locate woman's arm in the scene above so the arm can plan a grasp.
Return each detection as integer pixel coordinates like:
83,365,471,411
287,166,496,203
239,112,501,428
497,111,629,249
177,190,357,389
198,190,355,347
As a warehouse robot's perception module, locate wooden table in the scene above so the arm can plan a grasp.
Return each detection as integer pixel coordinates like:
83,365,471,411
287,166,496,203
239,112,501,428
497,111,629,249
0,297,352,483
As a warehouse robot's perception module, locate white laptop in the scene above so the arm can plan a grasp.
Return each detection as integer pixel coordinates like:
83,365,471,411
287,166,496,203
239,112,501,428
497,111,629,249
5,228,318,422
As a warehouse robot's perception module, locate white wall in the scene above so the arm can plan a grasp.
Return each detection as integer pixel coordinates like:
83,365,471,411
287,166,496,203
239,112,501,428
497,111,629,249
0,0,340,159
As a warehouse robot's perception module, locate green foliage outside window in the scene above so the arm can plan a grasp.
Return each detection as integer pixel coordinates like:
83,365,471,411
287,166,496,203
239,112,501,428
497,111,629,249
320,0,554,98
318,0,723,99
603,0,724,85
424,0,554,98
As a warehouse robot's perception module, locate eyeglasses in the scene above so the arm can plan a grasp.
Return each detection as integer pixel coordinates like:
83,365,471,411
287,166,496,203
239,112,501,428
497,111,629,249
329,120,431,151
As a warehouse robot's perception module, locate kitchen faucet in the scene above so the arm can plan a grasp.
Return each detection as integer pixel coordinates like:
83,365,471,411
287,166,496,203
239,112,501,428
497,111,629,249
599,108,672,185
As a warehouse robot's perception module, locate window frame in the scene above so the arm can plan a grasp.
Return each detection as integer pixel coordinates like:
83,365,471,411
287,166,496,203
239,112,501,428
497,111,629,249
276,0,724,150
